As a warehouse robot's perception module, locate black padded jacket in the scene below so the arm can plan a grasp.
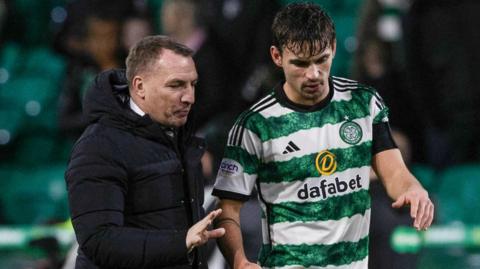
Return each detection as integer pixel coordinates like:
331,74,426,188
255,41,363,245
65,69,208,269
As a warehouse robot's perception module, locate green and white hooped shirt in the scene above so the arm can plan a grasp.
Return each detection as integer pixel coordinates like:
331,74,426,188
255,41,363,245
213,76,392,269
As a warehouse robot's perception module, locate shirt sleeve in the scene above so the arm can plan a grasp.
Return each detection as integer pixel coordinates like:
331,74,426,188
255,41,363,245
369,90,398,154
212,118,262,201
372,122,397,154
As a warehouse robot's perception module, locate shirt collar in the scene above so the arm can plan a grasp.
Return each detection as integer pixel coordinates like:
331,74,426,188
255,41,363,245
129,99,145,116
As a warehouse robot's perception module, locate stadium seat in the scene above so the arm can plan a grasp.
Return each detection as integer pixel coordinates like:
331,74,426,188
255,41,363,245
0,44,66,84
435,164,480,224
0,108,24,146
1,164,69,225
7,0,68,46
22,47,66,82
12,135,58,166
0,42,22,79
331,14,357,77
0,76,61,133
338,0,362,16
0,76,58,107
279,0,337,14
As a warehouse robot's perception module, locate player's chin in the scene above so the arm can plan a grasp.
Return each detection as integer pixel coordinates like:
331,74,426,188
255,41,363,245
301,91,322,100
171,116,189,127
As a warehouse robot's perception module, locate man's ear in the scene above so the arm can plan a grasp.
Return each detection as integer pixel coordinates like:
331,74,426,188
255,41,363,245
131,75,146,99
270,46,283,67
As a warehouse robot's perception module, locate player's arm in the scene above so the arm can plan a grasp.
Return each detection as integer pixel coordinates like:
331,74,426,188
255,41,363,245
372,148,434,230
214,199,260,269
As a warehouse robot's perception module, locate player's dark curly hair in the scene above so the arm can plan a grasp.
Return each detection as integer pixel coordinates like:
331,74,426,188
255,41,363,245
272,2,336,57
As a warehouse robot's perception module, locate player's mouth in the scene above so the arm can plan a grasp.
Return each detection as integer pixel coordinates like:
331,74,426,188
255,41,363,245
303,82,321,93
174,109,190,118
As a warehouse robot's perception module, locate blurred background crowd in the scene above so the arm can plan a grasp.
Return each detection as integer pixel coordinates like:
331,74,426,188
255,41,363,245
0,0,479,268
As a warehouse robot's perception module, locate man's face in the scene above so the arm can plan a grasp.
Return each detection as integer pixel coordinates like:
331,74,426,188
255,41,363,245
133,49,198,127
271,43,336,106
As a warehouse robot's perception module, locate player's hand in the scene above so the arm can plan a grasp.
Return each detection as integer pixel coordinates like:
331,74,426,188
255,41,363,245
236,261,262,269
186,209,225,252
392,185,434,230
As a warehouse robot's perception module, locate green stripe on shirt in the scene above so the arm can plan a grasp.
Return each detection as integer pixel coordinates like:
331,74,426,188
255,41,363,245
259,236,369,268
245,91,373,142
267,189,370,224
258,141,372,184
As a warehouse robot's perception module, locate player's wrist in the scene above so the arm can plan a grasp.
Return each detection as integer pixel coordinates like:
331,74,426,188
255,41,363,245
234,258,253,269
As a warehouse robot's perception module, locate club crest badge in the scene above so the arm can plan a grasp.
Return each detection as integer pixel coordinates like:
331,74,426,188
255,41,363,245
339,121,362,145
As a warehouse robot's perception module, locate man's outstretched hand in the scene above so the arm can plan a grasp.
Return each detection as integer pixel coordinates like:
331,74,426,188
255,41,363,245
392,185,434,230
186,209,225,252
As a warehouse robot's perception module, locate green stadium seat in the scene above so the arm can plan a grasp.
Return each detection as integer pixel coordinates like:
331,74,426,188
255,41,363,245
331,14,357,76
12,135,58,166
0,42,22,78
338,0,362,16
0,77,58,107
0,108,24,146
0,76,61,133
279,0,337,14
0,44,66,89
8,0,68,46
435,164,480,225
147,0,164,33
1,164,69,225
22,47,66,82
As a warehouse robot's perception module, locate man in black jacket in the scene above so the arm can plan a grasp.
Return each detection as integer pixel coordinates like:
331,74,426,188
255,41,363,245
65,35,225,269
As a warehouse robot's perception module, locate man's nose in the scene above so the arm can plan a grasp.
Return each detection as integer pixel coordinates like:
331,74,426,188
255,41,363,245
305,64,320,80
181,85,195,104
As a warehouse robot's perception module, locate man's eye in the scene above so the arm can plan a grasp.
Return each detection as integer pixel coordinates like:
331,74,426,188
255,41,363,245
316,57,328,64
294,62,309,67
169,83,183,88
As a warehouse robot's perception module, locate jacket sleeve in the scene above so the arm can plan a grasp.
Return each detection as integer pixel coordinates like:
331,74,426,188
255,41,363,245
65,134,190,268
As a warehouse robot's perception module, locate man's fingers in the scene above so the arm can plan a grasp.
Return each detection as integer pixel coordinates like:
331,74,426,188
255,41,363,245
206,228,225,239
209,208,222,220
414,199,427,229
418,201,428,229
420,202,434,229
426,203,434,227
391,195,406,208
191,235,202,245
196,209,223,230
409,197,419,222
204,209,222,224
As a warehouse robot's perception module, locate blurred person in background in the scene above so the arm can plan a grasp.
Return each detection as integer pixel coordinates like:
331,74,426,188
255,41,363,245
212,3,433,269
57,12,122,140
120,13,153,58
353,5,423,265
65,35,225,269
160,0,229,130
404,0,480,167
199,0,280,114
56,1,153,141
352,0,425,163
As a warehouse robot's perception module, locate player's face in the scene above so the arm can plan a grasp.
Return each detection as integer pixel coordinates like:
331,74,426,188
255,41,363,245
132,49,198,127
271,43,336,106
